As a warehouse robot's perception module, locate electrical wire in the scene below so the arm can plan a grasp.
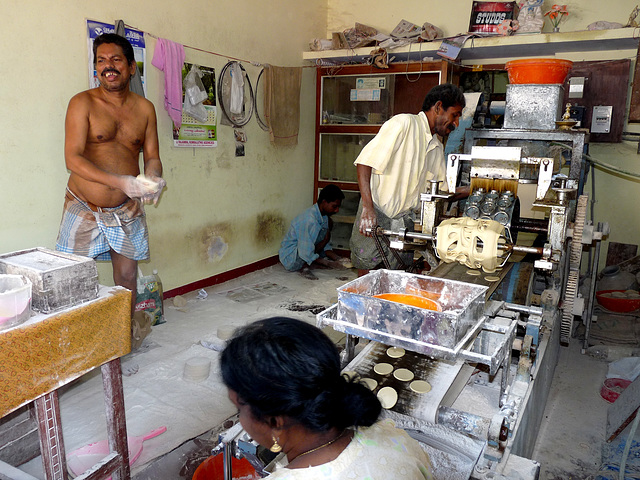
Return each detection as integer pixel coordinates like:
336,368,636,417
551,142,640,179
403,42,423,83
253,67,270,132
126,23,316,68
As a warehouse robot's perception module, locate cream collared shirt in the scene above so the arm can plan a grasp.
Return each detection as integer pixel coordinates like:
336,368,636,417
354,111,446,219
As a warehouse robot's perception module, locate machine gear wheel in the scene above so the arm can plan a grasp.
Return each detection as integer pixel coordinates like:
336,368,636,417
570,195,588,268
561,195,589,344
561,269,579,344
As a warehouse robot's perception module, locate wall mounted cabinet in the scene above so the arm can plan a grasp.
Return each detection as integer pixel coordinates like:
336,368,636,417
314,62,451,249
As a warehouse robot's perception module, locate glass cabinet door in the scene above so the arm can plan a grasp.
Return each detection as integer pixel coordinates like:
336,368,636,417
319,133,375,183
321,75,395,125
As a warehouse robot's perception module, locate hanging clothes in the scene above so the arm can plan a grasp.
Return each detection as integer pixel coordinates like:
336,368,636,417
151,38,186,128
264,65,302,147
114,20,145,97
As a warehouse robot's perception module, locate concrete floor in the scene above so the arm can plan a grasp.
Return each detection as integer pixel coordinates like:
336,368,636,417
17,263,618,479
133,265,615,479
132,321,613,480
532,339,609,479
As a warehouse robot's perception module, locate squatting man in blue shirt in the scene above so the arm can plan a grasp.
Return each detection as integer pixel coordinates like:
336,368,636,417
279,185,351,280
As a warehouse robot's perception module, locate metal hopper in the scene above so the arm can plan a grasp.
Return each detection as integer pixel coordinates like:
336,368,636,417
319,270,488,359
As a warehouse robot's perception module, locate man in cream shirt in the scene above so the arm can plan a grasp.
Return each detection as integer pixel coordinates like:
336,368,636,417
350,83,467,275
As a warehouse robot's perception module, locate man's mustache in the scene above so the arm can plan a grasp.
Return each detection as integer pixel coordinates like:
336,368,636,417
101,68,120,76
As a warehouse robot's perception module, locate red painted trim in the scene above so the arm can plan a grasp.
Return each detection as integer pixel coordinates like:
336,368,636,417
163,255,280,299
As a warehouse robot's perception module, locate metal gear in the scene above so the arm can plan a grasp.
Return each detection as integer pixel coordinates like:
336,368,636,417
561,195,589,344
561,269,579,344
570,195,588,268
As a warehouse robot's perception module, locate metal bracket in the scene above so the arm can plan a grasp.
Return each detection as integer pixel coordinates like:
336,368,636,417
446,154,468,193
536,158,554,200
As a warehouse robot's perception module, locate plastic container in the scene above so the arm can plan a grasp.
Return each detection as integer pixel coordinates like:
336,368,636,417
597,265,637,292
135,269,164,325
0,274,32,331
600,378,632,403
193,455,259,480
596,290,640,313
505,58,573,84
152,269,165,319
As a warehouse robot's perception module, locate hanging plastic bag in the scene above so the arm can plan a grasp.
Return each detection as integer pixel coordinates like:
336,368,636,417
230,62,245,114
183,64,208,123
185,65,208,105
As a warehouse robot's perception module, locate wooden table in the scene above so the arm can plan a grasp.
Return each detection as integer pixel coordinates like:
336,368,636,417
0,286,132,480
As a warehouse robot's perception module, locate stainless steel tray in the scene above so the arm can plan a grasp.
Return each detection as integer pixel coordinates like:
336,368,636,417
318,303,515,371
336,270,488,350
318,303,486,361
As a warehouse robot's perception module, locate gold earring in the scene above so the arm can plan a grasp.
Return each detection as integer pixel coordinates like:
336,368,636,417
270,435,282,453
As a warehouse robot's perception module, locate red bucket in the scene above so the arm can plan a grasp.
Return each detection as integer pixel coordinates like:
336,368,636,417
193,455,260,480
600,378,632,403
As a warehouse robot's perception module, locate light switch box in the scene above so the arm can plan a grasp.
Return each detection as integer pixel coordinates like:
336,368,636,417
591,106,613,134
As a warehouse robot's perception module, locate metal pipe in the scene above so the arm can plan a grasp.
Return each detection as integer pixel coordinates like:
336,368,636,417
504,303,543,316
510,245,544,255
437,406,489,440
511,218,549,234
370,228,544,256
582,223,603,353
223,442,233,480
370,229,434,242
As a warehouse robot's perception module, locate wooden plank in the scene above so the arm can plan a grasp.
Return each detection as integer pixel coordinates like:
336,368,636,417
605,242,638,267
606,375,640,441
0,459,39,480
101,359,130,480
628,46,640,122
0,406,39,466
563,59,630,143
618,254,640,277
34,392,67,480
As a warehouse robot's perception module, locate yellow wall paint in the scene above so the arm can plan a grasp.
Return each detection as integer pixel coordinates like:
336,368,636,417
2,0,639,291
0,0,326,290
326,0,637,37
323,0,640,271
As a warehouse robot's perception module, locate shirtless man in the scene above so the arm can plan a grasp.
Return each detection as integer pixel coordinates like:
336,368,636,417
56,33,165,313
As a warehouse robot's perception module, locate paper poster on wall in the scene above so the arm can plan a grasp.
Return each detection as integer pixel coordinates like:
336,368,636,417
173,63,217,147
350,89,381,101
356,77,386,89
86,19,146,94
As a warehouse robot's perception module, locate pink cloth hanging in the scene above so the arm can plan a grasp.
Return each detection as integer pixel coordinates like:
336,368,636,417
151,38,185,128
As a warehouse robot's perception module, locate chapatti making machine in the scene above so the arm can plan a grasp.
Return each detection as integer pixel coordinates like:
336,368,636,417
313,111,609,476
209,90,610,479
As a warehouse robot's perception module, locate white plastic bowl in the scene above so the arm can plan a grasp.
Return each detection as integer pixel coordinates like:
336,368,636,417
0,274,32,330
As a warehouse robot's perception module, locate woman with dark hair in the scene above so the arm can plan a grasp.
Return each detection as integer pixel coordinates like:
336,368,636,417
220,317,433,479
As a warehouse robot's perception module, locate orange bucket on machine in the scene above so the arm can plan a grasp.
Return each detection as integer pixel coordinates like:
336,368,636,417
505,58,573,84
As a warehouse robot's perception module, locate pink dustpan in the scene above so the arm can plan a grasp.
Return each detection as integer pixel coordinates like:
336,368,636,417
67,426,167,478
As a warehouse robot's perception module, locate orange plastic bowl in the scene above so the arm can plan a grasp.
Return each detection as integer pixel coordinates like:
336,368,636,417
505,58,573,84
